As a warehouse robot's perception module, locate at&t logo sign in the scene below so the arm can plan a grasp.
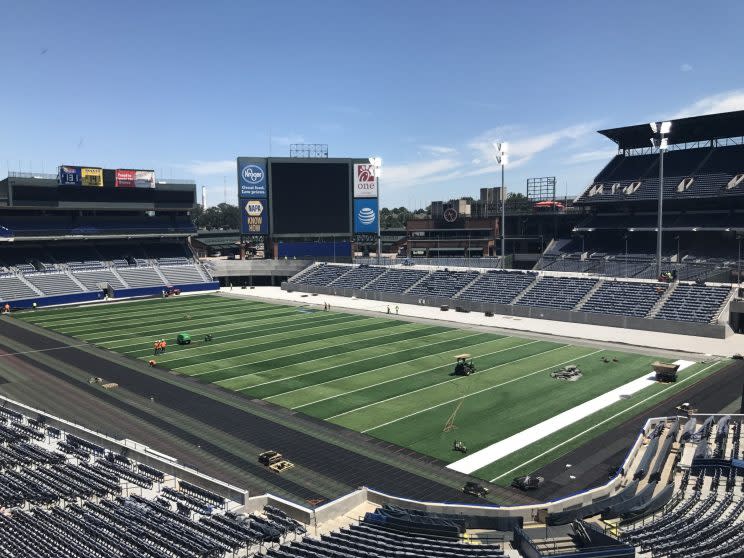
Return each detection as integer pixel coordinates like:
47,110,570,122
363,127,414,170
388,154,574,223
358,206,376,225
241,164,264,184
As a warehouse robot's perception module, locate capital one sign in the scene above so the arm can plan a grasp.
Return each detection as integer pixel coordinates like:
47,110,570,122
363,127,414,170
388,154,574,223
353,164,378,198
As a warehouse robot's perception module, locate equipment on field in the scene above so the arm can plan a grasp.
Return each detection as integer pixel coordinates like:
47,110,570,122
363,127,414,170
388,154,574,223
164,286,181,297
653,361,679,382
258,450,283,466
512,475,544,491
176,333,191,345
269,460,294,473
88,377,118,389
453,354,475,376
452,440,467,454
551,364,582,381
204,334,213,342
463,481,489,498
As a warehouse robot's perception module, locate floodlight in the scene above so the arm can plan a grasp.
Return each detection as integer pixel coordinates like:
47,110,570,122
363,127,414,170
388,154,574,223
660,137,668,150
650,122,658,134
660,121,672,134
500,141,509,155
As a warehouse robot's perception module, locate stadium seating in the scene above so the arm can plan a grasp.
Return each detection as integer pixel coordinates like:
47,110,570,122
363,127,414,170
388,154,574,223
516,276,598,310
581,280,667,317
24,272,84,296
364,267,429,293
116,266,166,288
72,269,126,290
0,405,301,557
456,270,537,304
289,263,350,286
330,264,387,288
266,508,505,558
0,276,38,300
407,269,480,298
655,284,732,323
160,264,206,285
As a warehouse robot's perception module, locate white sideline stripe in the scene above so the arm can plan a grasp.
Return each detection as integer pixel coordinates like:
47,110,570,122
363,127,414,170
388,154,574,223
129,314,356,358
225,329,463,387
488,361,718,482
287,339,542,408
331,344,587,425
191,323,430,376
253,332,485,394
448,359,696,474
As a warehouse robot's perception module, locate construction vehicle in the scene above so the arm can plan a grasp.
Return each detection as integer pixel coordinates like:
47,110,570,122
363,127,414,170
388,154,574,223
258,450,283,466
463,481,489,498
551,364,582,381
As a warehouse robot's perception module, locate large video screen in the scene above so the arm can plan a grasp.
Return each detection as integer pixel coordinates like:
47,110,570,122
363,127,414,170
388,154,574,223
270,162,350,235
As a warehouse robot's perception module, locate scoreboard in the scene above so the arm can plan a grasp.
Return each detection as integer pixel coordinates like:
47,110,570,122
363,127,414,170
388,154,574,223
236,157,380,238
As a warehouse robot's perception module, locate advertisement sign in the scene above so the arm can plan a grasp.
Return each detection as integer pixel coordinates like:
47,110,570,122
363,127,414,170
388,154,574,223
135,170,155,188
115,169,136,188
240,197,269,235
354,198,378,233
81,167,104,187
353,163,378,197
58,165,81,186
238,162,267,197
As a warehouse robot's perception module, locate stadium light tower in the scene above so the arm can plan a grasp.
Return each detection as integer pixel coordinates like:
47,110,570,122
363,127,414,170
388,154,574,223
493,142,509,268
369,157,383,264
650,121,671,277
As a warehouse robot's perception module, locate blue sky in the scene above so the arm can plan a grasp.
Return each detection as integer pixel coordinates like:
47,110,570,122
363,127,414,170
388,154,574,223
2,0,744,208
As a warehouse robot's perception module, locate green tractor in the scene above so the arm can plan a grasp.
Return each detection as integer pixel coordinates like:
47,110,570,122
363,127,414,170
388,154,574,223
176,332,191,345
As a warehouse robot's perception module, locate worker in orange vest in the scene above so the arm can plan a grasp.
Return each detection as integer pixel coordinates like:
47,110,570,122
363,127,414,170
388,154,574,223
161,339,167,353
153,341,159,355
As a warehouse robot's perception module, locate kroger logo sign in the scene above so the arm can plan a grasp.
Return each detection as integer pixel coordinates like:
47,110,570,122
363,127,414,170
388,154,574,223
241,164,264,184
358,206,376,225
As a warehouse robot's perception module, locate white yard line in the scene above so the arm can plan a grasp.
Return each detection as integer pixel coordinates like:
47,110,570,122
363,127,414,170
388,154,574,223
288,339,542,408
357,349,604,432
448,359,696,474
329,345,589,425
189,323,431,376
134,314,357,358
255,332,487,395
225,329,464,388
488,361,718,482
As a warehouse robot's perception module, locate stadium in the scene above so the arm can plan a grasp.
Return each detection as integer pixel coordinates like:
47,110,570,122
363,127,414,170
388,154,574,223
0,104,742,558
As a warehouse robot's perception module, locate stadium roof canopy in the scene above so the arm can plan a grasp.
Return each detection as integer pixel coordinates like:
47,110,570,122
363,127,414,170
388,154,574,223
599,110,744,149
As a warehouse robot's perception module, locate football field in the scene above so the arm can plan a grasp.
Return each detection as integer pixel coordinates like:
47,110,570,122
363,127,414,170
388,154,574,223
17,294,726,483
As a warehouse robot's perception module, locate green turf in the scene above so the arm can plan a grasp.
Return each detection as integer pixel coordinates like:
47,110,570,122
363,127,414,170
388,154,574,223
17,294,727,482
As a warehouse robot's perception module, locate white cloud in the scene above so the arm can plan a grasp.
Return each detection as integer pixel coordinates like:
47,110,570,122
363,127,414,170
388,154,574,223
272,134,305,146
671,90,744,119
680,63,693,72
418,144,458,155
566,149,618,164
383,158,463,190
178,160,235,176
467,122,598,171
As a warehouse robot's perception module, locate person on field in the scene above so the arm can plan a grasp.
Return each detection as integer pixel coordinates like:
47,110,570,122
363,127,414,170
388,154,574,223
161,340,167,353
153,341,159,355
386,306,390,314
2,303,9,314
395,305,399,315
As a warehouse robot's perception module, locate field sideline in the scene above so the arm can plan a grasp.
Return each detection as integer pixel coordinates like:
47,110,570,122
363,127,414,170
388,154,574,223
17,294,727,483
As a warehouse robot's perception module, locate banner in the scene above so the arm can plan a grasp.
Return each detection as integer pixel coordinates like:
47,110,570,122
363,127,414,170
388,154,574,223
353,163,378,197
240,197,269,235
115,169,136,188
354,198,378,233
238,161,267,197
135,170,155,188
58,166,81,186
81,167,104,187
